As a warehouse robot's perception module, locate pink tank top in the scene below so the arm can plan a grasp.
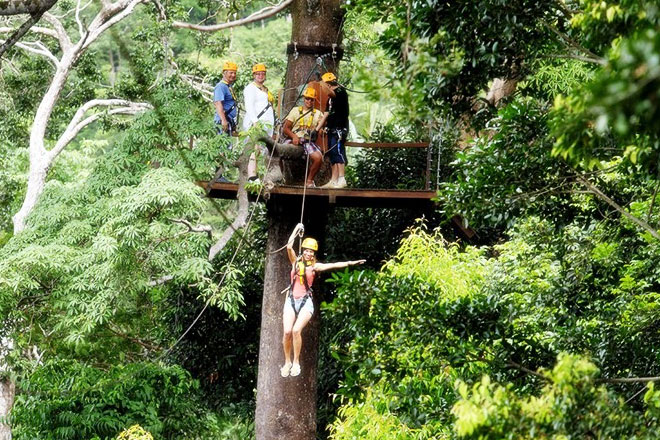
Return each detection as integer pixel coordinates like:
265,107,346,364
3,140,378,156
290,264,315,299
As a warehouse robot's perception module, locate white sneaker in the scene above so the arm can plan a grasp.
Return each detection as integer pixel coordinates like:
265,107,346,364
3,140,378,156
280,363,292,377
320,180,336,189
335,177,347,188
290,363,301,377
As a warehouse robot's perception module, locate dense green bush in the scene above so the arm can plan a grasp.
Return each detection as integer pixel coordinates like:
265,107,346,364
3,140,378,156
13,360,210,439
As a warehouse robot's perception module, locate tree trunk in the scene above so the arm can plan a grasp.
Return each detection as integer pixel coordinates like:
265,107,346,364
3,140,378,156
255,4,343,437
278,0,344,185
255,198,328,440
0,379,14,440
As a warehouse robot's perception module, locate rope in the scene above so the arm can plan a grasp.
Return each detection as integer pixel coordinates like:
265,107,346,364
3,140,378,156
300,151,311,223
435,126,441,191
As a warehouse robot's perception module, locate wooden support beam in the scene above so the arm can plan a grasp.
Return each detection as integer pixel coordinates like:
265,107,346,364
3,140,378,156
199,182,438,210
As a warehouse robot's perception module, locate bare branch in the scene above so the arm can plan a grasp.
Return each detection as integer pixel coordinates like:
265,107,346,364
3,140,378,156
27,25,57,38
541,19,607,66
208,147,252,261
150,0,166,20
83,0,145,51
147,275,174,287
179,73,213,101
169,218,213,240
75,0,85,38
42,11,72,50
13,40,58,65
508,359,660,384
49,99,151,158
173,0,293,32
578,176,660,241
167,56,213,101
543,53,607,66
598,376,660,384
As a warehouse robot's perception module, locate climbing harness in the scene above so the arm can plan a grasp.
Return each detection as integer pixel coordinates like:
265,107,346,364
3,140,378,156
287,258,314,318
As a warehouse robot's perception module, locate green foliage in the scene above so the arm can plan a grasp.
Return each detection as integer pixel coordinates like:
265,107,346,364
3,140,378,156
453,354,659,439
327,211,660,437
439,98,577,232
551,26,660,172
326,226,490,438
329,386,424,440
13,360,213,440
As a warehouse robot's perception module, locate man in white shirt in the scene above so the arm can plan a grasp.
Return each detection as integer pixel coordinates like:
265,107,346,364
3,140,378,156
243,63,275,181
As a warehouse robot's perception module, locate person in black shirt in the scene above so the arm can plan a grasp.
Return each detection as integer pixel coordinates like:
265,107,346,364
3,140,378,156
319,72,349,188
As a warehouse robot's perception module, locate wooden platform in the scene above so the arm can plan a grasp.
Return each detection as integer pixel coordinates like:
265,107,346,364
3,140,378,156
202,182,438,210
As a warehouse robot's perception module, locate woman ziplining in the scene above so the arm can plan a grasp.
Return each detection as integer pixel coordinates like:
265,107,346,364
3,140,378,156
281,223,365,377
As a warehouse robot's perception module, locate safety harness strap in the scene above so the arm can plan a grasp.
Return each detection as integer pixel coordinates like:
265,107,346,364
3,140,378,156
288,259,313,318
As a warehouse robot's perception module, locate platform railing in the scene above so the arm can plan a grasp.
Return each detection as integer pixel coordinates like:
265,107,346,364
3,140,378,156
344,141,432,190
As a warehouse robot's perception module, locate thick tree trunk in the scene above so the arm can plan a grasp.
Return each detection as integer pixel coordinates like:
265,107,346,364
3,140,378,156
277,0,344,186
0,379,14,440
255,4,343,438
255,199,328,440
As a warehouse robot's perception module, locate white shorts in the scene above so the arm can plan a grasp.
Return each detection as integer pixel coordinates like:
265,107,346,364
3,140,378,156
284,296,314,316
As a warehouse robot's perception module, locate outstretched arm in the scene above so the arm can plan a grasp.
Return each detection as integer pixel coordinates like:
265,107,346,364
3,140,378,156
286,223,305,264
314,259,366,272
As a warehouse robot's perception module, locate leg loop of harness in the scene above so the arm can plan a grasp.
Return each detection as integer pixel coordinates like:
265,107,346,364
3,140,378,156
289,292,311,319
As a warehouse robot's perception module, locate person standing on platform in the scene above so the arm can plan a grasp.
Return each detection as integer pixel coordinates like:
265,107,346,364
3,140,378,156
243,63,275,182
214,61,239,136
319,72,350,189
282,87,325,188
210,61,239,185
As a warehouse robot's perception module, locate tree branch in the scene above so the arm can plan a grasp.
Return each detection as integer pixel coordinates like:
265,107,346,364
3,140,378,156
552,0,574,19
74,0,90,39
259,136,304,159
577,175,660,241
172,0,293,32
0,6,51,58
179,73,213,101
543,53,607,66
0,0,58,16
83,0,144,51
506,360,549,380
147,275,174,287
169,218,213,240
598,376,660,384
541,20,607,66
13,40,59,65
49,99,152,159
208,147,252,261
42,11,72,51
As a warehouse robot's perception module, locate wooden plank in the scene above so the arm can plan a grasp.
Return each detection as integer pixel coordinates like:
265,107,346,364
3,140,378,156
345,141,429,148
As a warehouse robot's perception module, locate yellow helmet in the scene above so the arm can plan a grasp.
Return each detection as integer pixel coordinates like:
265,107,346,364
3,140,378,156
302,87,316,99
301,237,318,251
322,72,337,82
223,61,238,71
252,63,267,73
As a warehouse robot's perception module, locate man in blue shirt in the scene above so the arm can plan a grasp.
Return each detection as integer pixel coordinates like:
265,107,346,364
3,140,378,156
214,61,238,135
209,61,239,187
